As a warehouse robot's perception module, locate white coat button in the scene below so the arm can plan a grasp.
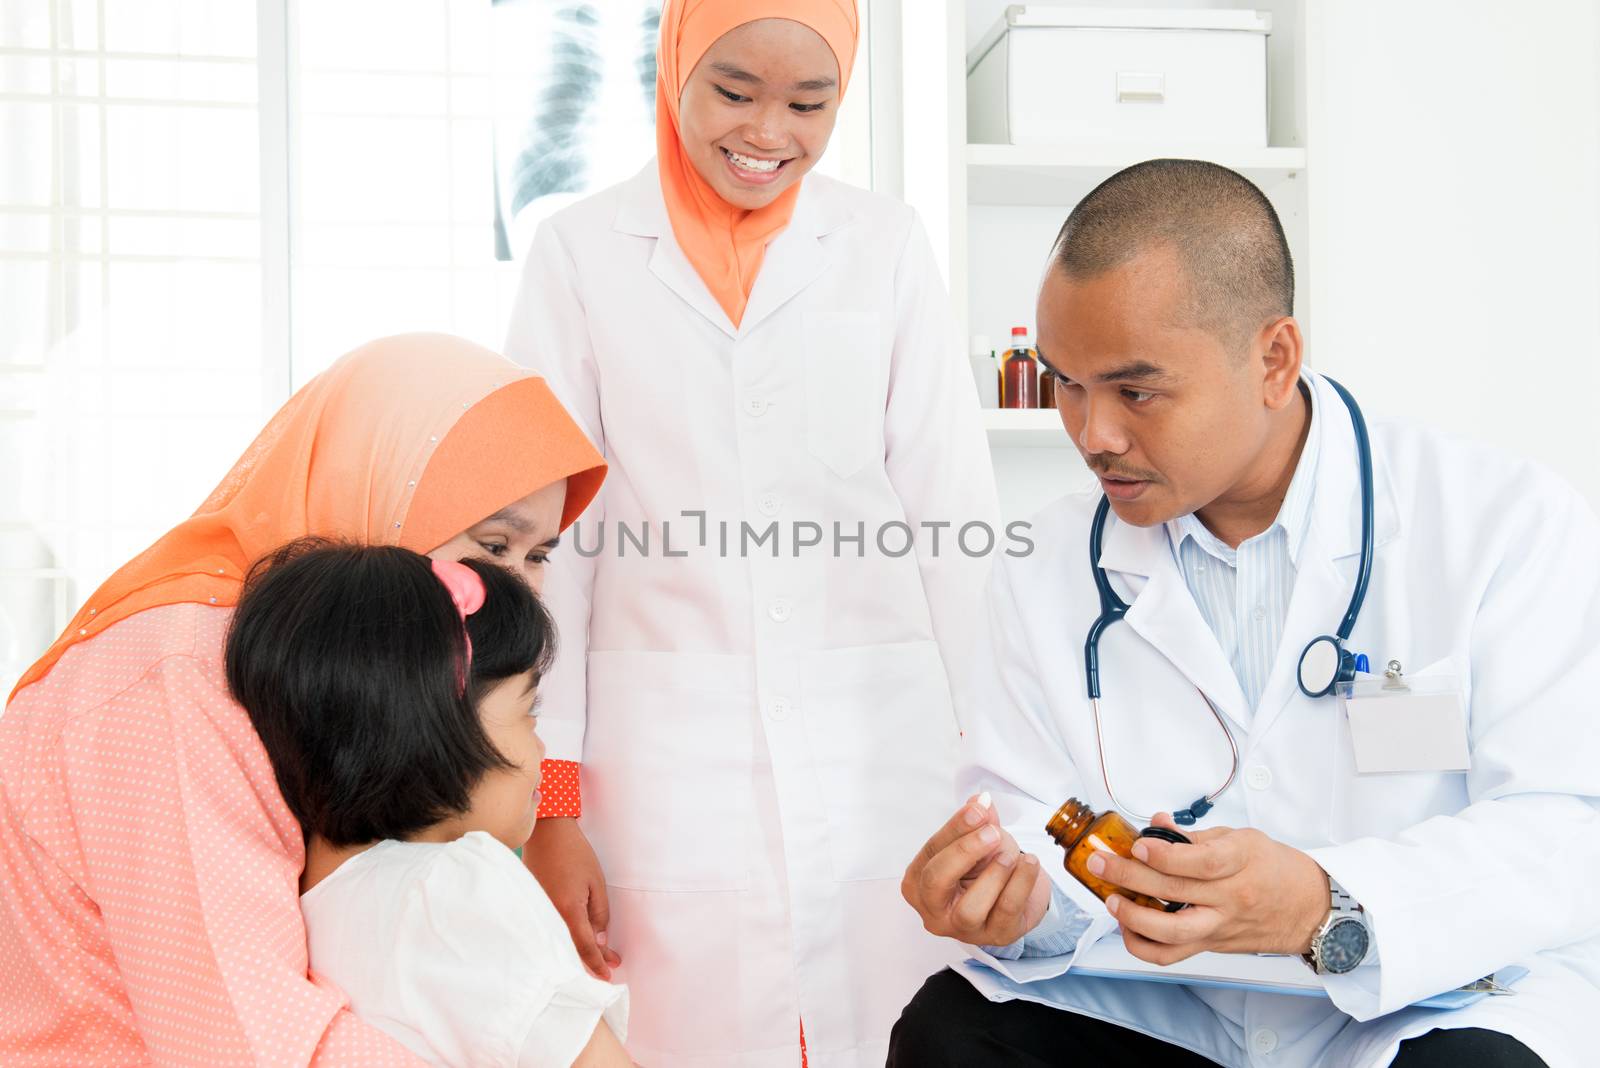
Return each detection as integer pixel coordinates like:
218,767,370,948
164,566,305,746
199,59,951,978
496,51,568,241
768,598,793,623
1251,1028,1278,1054
758,492,781,517
1245,765,1273,791
1253,604,1266,621
768,698,792,721
744,396,769,417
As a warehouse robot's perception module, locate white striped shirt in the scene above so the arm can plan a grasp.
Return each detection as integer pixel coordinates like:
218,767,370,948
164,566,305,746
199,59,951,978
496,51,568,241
1166,384,1320,717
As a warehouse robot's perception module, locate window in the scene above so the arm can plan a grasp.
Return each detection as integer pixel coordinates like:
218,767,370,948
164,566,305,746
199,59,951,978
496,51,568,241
289,0,513,384
1,0,267,694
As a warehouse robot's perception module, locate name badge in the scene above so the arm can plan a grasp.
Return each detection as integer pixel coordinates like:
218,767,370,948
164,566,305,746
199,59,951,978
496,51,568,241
1338,662,1470,774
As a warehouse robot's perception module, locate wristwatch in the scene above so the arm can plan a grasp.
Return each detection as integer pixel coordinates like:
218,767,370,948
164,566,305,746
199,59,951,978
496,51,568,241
1303,877,1370,975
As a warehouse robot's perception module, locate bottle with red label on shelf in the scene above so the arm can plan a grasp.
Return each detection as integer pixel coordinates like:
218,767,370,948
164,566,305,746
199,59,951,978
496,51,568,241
1000,325,1039,410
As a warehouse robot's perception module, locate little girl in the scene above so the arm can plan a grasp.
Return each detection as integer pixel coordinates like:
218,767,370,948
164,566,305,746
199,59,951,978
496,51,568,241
225,539,630,1068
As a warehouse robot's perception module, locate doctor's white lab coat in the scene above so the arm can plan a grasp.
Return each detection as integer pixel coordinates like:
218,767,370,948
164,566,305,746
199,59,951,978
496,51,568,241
504,165,1000,1068
959,373,1600,1068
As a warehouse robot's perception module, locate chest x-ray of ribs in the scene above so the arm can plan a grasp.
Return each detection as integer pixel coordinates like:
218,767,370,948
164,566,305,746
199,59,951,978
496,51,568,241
502,1,662,217
635,3,660,114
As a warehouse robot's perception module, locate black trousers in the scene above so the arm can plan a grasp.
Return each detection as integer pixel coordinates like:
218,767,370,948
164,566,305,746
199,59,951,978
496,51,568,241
886,968,1548,1068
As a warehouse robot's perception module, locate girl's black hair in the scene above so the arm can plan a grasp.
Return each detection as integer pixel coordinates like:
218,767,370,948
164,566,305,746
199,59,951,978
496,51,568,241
224,539,557,846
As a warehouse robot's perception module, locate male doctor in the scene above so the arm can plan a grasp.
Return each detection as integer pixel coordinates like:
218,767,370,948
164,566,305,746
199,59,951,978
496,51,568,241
890,160,1600,1067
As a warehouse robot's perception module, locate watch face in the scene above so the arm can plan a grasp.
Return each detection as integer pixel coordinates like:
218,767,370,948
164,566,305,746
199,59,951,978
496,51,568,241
1320,917,1370,974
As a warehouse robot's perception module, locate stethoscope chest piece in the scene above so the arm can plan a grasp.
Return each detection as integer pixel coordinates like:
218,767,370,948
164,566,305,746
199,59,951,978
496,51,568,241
1297,634,1354,698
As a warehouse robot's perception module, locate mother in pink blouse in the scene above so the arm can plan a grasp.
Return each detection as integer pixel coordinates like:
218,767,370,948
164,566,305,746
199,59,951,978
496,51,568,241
0,334,606,1066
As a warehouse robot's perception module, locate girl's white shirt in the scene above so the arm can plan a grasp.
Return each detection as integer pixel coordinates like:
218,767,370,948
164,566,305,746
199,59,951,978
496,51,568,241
302,830,628,1068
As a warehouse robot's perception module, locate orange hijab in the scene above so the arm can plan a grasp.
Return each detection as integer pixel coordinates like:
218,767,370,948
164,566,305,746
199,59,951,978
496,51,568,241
655,0,858,327
9,333,606,701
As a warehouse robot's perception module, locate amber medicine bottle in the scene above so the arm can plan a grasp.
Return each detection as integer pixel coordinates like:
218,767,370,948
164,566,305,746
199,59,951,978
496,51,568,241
1000,326,1039,409
1046,798,1191,913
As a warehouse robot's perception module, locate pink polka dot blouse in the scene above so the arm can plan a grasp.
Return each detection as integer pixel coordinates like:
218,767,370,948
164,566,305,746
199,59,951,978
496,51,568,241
0,603,427,1066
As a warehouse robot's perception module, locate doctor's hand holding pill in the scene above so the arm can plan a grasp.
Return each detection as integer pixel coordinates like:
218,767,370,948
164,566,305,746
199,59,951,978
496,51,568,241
902,792,1053,948
891,160,1600,1068
504,0,1001,1063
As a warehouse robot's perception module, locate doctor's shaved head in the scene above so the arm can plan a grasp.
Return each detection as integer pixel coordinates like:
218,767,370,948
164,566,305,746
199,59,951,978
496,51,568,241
1037,159,1309,536
1049,159,1293,349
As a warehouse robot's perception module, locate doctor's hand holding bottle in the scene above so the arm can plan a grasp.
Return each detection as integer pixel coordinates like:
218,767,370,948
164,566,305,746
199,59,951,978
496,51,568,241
1089,811,1332,963
903,798,1333,961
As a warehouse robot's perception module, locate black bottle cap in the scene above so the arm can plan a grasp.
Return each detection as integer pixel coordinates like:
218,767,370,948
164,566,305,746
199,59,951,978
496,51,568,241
1137,826,1194,911
1138,826,1192,846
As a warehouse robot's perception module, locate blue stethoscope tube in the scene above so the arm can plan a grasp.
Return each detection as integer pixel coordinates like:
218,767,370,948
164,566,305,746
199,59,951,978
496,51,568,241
1084,378,1375,825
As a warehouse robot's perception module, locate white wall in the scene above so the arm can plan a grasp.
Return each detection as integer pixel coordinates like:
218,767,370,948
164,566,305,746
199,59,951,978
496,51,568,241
1309,1,1600,505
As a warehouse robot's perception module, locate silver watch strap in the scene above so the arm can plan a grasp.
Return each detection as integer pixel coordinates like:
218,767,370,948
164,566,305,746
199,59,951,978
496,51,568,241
1328,876,1363,915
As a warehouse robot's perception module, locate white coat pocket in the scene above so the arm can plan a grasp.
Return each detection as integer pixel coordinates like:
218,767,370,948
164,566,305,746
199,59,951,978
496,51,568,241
1330,658,1473,840
799,640,959,882
803,311,885,480
582,650,756,892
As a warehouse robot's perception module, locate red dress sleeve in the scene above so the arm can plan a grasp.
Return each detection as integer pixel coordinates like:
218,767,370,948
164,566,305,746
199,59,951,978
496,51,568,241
536,758,583,819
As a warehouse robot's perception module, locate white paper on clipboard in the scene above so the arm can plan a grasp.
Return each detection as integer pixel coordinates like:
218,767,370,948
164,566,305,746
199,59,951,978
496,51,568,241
1072,937,1325,992
968,934,1524,1011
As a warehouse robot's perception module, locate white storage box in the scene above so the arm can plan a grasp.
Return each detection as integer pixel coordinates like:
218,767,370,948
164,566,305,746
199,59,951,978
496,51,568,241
967,6,1271,147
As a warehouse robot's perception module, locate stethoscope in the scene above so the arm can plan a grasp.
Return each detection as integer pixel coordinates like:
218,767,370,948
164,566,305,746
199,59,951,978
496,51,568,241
1084,377,1375,825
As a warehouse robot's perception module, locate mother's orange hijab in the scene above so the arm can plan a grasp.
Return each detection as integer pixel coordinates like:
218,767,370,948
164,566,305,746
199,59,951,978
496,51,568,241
10,333,606,701
655,0,858,327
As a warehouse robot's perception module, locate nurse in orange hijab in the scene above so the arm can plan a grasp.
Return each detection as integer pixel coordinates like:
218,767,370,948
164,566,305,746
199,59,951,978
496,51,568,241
504,1,1001,1065
0,334,606,1067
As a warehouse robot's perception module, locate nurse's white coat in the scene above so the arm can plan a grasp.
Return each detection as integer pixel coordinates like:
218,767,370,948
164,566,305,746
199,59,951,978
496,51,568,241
504,165,1000,1067
959,373,1600,1068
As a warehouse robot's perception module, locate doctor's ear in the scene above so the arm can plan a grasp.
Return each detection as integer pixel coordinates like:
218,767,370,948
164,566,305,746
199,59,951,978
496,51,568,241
1256,316,1304,410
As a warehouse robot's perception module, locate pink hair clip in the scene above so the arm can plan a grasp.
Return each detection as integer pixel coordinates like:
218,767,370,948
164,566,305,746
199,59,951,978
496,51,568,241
430,557,486,670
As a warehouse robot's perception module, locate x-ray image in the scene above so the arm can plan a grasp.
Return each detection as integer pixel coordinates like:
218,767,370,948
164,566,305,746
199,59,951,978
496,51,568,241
491,0,662,260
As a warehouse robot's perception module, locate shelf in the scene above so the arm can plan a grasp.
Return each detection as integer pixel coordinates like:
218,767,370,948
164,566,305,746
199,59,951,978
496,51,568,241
967,143,1308,206
982,408,1072,449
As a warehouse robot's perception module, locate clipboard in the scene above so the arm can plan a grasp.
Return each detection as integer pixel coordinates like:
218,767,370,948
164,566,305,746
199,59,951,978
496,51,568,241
1058,938,1525,1010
